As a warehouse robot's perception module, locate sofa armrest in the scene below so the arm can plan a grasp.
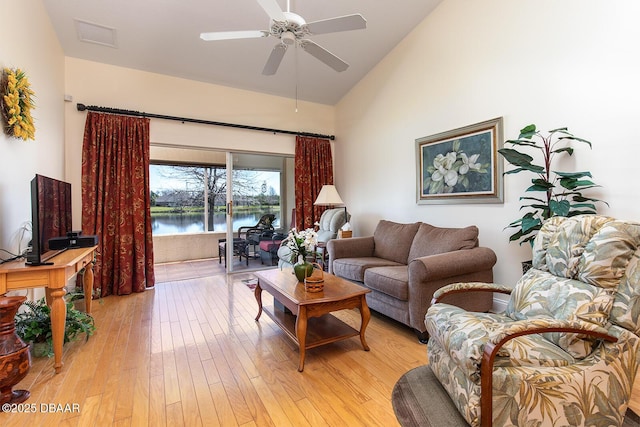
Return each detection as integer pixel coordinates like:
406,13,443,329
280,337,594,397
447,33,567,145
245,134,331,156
431,282,512,305
326,236,375,273
407,247,497,333
409,247,497,282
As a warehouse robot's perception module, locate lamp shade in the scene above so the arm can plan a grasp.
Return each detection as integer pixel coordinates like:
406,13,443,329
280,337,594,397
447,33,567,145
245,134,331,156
314,185,344,206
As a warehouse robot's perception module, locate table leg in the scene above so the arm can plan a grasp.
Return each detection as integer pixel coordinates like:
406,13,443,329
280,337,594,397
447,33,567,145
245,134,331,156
359,295,371,351
82,260,95,315
296,306,308,372
45,287,67,373
254,283,263,321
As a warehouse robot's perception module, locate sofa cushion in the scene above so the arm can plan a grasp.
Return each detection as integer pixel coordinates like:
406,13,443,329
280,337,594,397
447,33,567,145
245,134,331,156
364,266,409,300
408,223,479,261
332,257,403,282
373,220,420,264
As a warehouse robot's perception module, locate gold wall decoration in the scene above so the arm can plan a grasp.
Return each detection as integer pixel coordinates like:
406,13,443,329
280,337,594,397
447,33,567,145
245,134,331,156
1,67,35,140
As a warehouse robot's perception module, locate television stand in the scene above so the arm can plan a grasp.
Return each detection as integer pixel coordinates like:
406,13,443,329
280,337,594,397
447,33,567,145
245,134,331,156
24,248,69,266
0,246,97,374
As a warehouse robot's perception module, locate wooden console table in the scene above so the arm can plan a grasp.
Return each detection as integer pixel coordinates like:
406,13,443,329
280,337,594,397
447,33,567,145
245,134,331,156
0,246,97,373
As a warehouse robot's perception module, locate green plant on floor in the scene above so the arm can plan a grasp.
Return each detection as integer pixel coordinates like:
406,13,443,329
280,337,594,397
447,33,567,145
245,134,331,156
66,286,103,306
14,296,96,358
498,124,608,246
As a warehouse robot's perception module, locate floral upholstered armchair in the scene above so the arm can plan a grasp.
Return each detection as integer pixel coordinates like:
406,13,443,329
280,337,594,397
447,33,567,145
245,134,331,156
425,215,640,427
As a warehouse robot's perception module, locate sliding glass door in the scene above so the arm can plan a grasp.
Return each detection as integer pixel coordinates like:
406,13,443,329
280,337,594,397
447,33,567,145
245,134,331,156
149,145,292,269
225,152,289,273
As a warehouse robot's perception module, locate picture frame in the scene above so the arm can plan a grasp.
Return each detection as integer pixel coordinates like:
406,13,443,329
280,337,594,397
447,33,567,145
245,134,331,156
416,117,504,204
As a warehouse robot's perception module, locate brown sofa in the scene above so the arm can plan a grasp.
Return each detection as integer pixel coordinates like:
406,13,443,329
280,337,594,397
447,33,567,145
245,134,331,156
326,220,497,342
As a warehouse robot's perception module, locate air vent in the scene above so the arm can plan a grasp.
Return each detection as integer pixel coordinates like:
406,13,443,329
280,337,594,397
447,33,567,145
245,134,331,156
75,19,118,48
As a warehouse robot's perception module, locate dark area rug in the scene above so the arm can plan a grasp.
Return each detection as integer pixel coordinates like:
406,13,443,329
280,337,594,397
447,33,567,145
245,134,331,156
392,365,469,426
392,365,640,427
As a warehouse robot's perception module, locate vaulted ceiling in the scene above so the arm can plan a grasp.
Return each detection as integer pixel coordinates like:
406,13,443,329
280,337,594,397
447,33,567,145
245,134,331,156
43,0,442,105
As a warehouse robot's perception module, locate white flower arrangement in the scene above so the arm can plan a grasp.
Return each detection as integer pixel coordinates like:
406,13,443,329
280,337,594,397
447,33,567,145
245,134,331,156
283,227,318,264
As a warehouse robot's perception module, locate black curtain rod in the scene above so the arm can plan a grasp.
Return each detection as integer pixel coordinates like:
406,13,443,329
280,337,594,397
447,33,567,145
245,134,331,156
76,103,335,141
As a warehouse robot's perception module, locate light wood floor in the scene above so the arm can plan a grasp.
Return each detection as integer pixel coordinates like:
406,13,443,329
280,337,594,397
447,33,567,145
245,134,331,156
4,259,640,426
1,262,426,426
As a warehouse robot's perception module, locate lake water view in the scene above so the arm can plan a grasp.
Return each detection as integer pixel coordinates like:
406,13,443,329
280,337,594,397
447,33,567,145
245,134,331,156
151,212,280,235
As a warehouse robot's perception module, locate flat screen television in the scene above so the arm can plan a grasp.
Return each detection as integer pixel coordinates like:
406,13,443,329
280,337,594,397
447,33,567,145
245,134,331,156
25,174,73,266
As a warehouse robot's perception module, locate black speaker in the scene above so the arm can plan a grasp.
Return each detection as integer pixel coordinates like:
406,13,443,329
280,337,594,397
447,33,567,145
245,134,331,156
48,235,98,250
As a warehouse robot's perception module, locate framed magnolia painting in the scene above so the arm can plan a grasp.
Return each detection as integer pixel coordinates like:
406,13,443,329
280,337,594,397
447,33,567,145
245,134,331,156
416,117,504,204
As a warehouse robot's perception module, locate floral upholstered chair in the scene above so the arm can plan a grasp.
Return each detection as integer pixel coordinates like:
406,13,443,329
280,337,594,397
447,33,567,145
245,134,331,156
425,215,640,427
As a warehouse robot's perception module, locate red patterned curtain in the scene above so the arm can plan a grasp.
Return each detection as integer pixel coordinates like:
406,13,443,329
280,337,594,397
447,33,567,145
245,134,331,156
81,112,154,296
294,136,333,230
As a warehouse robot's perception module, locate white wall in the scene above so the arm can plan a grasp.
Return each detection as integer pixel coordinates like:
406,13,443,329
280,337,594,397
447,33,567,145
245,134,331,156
335,0,640,296
0,0,65,257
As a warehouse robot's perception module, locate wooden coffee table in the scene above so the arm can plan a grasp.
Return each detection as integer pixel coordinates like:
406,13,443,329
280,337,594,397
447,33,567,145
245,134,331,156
254,268,371,372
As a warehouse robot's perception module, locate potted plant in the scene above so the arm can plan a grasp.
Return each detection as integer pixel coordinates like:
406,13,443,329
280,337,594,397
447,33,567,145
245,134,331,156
66,286,103,312
498,124,607,252
14,297,96,358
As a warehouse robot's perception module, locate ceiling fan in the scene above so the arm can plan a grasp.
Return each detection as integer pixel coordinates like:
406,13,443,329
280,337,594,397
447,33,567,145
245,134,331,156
200,0,367,75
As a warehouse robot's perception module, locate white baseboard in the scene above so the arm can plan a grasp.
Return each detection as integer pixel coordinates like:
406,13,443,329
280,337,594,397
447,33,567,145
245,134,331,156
492,294,509,313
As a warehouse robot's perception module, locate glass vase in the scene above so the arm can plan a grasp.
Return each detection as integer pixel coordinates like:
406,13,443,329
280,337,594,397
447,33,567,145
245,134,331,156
294,261,313,282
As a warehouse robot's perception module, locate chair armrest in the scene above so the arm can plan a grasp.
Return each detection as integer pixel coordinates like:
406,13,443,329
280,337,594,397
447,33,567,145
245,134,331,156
237,225,254,239
238,224,273,239
488,318,616,347
479,319,617,426
431,282,512,305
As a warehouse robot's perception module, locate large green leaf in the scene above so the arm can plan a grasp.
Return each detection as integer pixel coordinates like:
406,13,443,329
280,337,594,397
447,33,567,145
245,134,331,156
573,195,609,206
560,179,596,190
570,202,596,211
519,124,537,139
498,148,532,164
549,126,570,134
550,199,571,216
519,196,546,203
553,146,574,155
530,178,554,188
526,183,552,192
555,171,593,178
558,135,593,148
521,216,541,233
498,149,545,173
526,203,552,211
504,138,540,147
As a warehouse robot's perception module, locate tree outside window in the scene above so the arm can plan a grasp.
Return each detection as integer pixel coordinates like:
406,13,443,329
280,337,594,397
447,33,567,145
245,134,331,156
150,164,280,235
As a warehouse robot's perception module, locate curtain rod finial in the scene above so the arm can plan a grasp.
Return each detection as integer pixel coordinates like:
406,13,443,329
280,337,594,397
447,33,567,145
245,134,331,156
77,103,87,111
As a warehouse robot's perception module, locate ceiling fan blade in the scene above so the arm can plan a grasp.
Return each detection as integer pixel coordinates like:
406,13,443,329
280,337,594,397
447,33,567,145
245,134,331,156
200,30,269,41
300,40,349,72
262,43,288,75
256,0,286,22
305,14,367,35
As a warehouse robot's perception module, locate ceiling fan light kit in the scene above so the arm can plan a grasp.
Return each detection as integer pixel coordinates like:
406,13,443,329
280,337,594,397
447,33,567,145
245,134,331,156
200,0,366,75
